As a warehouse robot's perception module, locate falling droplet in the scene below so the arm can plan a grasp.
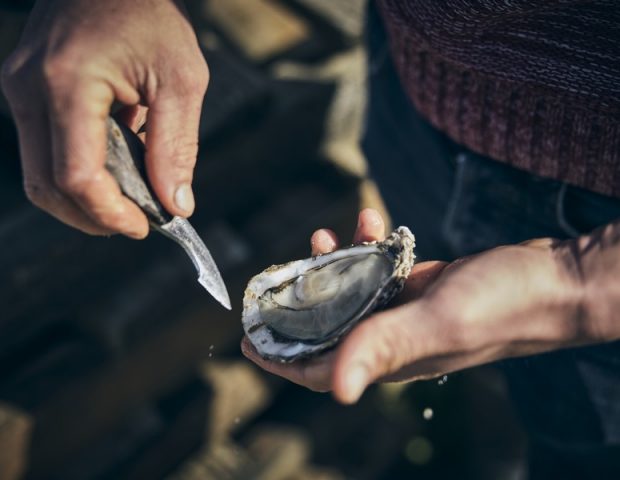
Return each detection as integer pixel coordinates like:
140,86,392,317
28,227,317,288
438,375,448,386
423,408,434,420
209,345,215,350
208,353,213,358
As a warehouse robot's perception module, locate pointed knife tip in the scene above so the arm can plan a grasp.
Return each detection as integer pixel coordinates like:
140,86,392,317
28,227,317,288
216,288,232,311
199,277,232,311
211,289,232,311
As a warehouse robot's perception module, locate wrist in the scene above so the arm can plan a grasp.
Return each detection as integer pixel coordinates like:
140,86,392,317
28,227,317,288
564,222,620,343
519,238,589,345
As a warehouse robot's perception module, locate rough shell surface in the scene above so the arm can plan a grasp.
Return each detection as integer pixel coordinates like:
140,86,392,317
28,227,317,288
242,227,416,362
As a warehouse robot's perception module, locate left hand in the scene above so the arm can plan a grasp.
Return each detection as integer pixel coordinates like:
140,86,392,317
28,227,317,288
242,209,588,404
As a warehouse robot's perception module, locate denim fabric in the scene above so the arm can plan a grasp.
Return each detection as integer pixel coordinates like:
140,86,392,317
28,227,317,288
364,3,620,478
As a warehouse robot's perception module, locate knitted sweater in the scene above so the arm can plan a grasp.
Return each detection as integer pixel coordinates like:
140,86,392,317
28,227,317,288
377,0,620,198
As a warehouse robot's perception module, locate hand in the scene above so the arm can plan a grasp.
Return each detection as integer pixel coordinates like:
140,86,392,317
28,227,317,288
242,208,590,404
1,0,209,238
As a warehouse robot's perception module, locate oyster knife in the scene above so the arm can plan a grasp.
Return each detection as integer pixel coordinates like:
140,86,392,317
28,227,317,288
105,117,231,310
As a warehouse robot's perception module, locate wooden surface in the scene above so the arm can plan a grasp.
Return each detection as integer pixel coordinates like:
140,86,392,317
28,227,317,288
204,0,310,61
0,404,31,480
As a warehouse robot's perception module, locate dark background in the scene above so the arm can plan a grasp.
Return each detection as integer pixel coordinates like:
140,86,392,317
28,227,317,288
0,1,526,478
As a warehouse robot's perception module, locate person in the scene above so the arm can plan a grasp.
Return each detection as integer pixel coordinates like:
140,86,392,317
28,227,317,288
2,0,619,478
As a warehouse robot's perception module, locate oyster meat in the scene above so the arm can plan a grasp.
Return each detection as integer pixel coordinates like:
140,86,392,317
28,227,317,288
242,227,415,362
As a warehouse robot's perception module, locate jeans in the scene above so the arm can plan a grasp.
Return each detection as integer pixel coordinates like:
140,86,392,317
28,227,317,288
364,3,620,478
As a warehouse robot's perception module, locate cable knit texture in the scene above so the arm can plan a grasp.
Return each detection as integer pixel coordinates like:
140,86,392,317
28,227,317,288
377,0,620,198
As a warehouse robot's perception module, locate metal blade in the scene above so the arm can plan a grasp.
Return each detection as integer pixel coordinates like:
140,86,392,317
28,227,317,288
157,217,232,310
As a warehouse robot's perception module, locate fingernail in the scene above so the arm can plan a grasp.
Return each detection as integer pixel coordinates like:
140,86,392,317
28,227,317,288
369,214,382,227
174,184,195,214
318,230,335,248
345,364,368,404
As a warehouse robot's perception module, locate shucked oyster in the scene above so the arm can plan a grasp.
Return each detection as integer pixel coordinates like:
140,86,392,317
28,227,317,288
242,227,415,362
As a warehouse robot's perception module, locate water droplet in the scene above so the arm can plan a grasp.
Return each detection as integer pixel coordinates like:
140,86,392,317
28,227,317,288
437,375,448,386
208,353,213,358
423,408,434,420
209,345,215,350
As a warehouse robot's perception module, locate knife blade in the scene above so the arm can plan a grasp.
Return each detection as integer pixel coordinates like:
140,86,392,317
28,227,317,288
105,117,231,310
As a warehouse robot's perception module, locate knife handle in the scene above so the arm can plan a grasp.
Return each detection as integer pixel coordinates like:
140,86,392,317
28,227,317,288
105,117,172,227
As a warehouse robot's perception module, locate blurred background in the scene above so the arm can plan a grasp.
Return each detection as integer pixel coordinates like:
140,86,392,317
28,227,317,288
0,1,527,478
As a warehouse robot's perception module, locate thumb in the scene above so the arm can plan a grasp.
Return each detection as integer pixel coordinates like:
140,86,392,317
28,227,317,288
331,306,419,404
144,67,209,217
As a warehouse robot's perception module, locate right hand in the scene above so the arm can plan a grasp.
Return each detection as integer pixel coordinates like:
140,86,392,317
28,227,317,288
1,0,209,238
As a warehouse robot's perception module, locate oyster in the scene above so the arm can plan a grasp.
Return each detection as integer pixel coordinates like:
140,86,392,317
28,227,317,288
242,227,415,362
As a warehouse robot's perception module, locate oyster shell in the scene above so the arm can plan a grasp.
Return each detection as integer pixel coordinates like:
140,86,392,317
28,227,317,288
242,227,415,362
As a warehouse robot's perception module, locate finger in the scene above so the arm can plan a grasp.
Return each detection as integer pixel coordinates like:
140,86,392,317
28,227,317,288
2,60,115,235
113,104,148,133
23,159,115,236
8,100,114,235
144,61,209,217
311,229,339,256
47,79,149,238
331,263,451,400
331,306,425,404
241,337,334,392
353,208,385,244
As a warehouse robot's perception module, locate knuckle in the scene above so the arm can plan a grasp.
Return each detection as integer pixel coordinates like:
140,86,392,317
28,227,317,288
53,166,95,195
42,48,76,77
41,50,83,93
177,60,209,96
23,181,49,207
42,57,68,85
172,144,198,168
92,208,126,230
83,197,133,233
165,138,199,173
1,52,29,96
0,58,16,92
195,60,210,90
2,54,43,123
